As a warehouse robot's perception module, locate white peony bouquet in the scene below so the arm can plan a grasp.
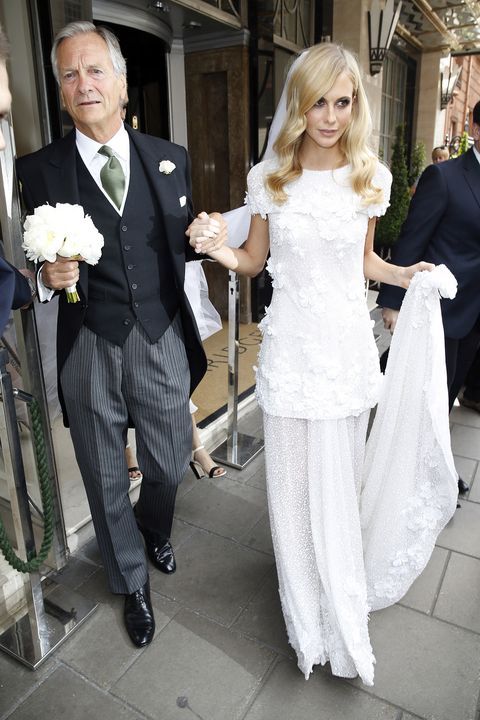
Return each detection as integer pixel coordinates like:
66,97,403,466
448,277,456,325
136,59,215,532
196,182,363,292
22,203,104,303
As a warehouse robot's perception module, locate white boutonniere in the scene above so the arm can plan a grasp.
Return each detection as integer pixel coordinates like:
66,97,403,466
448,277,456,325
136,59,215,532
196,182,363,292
159,160,176,175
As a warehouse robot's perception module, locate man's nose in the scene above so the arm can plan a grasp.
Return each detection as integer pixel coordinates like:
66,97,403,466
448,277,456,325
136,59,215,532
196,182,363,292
77,72,92,93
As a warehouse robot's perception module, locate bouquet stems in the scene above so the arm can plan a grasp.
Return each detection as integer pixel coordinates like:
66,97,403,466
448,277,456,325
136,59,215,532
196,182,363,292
66,284,80,303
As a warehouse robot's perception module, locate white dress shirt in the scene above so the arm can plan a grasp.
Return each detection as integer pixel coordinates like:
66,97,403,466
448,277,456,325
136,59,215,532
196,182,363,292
38,124,131,300
75,124,130,214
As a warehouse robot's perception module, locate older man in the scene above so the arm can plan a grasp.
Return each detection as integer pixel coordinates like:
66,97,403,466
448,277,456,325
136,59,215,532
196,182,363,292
17,22,224,646
377,100,480,497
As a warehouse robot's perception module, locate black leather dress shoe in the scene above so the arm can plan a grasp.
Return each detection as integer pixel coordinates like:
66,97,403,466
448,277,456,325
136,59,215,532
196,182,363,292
136,522,176,574
124,579,155,647
148,539,176,574
458,477,470,494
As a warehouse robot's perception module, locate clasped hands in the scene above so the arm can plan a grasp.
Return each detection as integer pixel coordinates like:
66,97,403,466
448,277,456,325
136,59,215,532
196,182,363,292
186,211,227,254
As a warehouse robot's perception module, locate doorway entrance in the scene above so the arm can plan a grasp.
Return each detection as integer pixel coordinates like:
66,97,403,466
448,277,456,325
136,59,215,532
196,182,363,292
97,22,170,139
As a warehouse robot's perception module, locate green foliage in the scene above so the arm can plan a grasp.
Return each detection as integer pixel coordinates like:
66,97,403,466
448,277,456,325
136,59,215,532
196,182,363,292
375,124,411,248
408,141,426,187
450,131,470,158
457,130,470,156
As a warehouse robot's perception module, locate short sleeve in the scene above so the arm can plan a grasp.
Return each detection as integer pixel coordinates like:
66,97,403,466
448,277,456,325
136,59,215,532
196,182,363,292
245,162,272,219
367,162,392,218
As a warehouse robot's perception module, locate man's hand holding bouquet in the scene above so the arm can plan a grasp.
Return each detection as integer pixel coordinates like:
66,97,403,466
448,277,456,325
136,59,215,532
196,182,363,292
22,203,104,303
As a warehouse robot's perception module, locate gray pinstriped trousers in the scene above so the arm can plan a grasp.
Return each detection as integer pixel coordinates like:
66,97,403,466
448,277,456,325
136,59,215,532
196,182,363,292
60,315,192,594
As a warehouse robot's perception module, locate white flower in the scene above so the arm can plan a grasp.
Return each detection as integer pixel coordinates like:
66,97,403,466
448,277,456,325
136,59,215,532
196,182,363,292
22,202,104,303
159,160,176,175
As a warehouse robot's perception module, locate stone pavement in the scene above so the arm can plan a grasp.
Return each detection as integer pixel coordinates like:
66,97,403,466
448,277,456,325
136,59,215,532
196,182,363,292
1,401,480,720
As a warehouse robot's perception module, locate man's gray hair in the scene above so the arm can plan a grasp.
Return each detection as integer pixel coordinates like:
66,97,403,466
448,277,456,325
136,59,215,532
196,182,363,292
50,21,127,83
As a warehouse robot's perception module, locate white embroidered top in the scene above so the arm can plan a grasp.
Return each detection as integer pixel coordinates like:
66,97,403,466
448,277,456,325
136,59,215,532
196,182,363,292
246,159,392,419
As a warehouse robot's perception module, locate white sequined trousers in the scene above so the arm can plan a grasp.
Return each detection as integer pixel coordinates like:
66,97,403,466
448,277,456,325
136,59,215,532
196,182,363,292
263,410,375,686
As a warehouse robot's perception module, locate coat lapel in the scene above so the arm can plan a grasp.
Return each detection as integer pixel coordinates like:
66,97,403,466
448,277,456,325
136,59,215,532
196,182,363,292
47,130,81,205
125,126,188,287
46,131,87,297
125,126,186,232
462,149,480,212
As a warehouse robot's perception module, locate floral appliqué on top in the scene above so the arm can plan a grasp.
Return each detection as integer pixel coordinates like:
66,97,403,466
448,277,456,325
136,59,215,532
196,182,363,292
246,159,392,420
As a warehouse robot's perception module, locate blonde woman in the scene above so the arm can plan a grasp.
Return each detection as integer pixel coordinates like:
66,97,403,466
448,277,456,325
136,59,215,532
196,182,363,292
188,44,432,684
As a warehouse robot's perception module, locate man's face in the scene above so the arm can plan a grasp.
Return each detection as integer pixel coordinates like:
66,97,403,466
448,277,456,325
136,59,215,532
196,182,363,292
0,61,12,151
57,32,126,141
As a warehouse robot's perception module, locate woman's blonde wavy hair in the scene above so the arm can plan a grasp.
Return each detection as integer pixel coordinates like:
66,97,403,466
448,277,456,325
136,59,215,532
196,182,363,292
266,43,382,206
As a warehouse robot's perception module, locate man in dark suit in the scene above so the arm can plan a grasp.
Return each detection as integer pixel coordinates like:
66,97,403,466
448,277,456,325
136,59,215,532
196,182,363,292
0,26,33,336
377,100,480,496
17,21,225,647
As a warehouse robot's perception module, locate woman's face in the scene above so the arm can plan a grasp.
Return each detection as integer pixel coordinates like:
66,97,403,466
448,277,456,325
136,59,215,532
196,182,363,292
303,72,355,152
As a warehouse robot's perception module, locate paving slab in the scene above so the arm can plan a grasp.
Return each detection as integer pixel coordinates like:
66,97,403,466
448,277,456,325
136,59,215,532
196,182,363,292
175,476,267,542
225,451,267,487
72,566,112,605
246,467,267,491
434,552,480,633
453,455,478,493
450,424,480,461
52,555,99,591
170,517,198,550
398,546,449,615
244,657,401,720
149,529,274,625
74,536,103,567
467,461,480,503
8,665,142,720
112,608,275,720
239,511,274,555
437,500,480,558
451,404,480,429
232,566,293,657
0,652,53,717
58,592,179,689
362,604,480,720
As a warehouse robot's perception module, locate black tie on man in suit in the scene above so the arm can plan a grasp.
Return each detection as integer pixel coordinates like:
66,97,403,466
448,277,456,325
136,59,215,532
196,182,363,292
16,22,227,648
0,26,34,336
377,100,480,499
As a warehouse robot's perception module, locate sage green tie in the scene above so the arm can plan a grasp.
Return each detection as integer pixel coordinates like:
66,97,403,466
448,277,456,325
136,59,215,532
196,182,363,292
98,145,125,209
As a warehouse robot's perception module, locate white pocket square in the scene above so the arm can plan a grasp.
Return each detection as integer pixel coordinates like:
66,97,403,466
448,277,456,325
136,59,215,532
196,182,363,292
179,195,186,207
